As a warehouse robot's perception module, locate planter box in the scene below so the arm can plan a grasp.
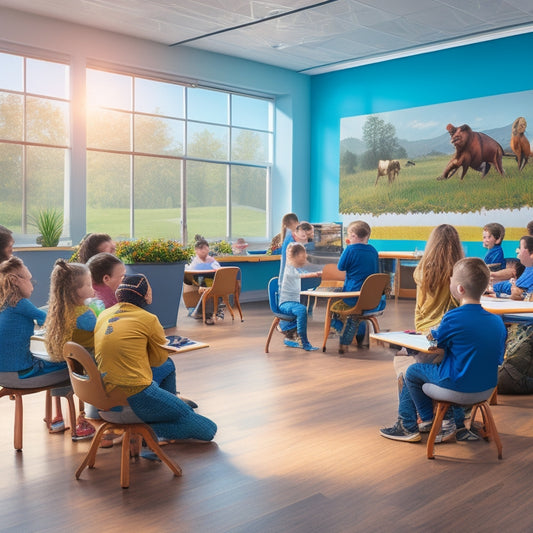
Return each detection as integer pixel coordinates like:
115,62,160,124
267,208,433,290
124,262,186,329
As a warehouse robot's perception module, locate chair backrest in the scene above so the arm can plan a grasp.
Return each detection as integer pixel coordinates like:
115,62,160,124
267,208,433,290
63,341,128,411
268,277,281,314
321,263,346,283
209,267,240,297
351,273,390,315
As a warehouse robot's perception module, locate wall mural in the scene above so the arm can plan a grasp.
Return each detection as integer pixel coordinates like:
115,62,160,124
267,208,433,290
339,89,533,235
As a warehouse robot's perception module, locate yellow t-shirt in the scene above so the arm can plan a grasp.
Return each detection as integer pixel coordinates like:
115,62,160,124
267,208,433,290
413,266,458,334
94,302,169,395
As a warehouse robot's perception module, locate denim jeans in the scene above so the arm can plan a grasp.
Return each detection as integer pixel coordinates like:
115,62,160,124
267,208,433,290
401,363,465,430
278,300,310,345
151,358,177,395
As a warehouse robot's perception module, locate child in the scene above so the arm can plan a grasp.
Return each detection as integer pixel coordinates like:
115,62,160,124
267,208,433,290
491,235,533,300
232,238,249,256
278,243,320,351
94,274,217,442
0,257,69,388
186,235,221,325
44,259,97,440
331,220,379,354
483,222,505,271
77,233,116,264
380,257,507,443
0,225,14,263
86,252,126,308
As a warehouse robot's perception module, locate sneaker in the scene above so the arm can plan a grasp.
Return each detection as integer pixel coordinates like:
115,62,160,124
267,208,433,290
205,317,215,325
178,395,198,409
434,419,456,443
284,338,302,349
49,416,66,434
456,427,480,441
380,420,421,442
216,309,225,320
418,420,433,433
72,416,96,441
303,343,319,351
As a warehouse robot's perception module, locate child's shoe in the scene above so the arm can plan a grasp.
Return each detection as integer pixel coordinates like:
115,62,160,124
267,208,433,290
284,338,302,349
72,415,96,441
49,416,66,434
303,342,319,351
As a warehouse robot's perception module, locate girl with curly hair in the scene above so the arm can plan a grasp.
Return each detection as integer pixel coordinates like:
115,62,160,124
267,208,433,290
45,259,97,440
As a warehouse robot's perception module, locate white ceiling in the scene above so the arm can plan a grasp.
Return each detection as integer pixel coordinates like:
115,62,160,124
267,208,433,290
1,0,533,74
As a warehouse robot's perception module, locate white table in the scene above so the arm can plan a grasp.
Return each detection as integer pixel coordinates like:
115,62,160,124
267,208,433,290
369,331,436,353
481,296,533,315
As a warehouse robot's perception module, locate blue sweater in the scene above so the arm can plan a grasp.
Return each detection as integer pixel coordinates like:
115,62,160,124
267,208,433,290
431,304,507,392
493,265,533,295
484,244,504,270
0,299,46,372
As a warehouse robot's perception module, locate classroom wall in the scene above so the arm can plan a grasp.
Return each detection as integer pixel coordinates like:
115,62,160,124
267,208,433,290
0,7,311,242
309,32,533,254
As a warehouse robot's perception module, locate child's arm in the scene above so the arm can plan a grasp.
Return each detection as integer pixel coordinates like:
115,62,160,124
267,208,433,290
300,271,322,279
17,299,47,326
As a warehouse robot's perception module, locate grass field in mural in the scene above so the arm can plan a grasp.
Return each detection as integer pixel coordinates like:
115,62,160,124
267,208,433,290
340,155,533,216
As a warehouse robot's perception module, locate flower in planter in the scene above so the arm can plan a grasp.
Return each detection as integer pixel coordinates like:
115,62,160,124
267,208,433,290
115,238,193,264
207,240,233,256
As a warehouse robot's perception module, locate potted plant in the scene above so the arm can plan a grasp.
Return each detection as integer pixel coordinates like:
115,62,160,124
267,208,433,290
29,208,63,247
115,239,193,328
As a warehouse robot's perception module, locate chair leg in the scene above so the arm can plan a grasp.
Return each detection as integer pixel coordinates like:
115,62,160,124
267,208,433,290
137,425,182,478
233,294,244,322
322,299,335,352
67,392,77,438
479,402,503,459
121,427,132,488
222,296,235,321
75,422,110,480
426,401,450,459
14,393,23,451
489,388,498,405
265,318,280,353
44,390,52,430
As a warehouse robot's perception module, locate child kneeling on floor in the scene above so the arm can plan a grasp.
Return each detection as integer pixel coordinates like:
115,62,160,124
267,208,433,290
278,243,321,351
380,257,507,443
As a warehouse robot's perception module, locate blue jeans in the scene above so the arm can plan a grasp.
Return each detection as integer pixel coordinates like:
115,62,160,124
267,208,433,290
399,363,464,431
127,381,217,441
279,301,311,345
151,358,177,395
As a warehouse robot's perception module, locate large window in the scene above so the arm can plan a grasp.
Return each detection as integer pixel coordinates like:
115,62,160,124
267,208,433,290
0,52,69,235
86,69,273,241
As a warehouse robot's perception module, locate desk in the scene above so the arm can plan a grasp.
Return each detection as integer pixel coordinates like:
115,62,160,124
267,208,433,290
301,289,360,351
481,296,533,315
369,331,436,353
378,251,422,299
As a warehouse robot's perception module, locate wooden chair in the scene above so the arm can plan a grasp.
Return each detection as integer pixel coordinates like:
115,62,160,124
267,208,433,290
307,263,345,314
63,341,182,488
0,380,75,451
322,273,390,352
265,277,297,353
423,384,502,460
201,267,244,324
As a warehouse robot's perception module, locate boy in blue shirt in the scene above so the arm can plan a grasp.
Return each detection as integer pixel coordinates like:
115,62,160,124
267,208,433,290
380,257,507,442
331,220,379,354
483,222,505,271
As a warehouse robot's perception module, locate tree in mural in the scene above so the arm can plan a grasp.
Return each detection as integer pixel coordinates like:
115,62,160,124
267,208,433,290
361,115,406,169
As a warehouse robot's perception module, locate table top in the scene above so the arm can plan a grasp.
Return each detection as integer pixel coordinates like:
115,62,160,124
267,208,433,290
378,251,423,260
300,288,360,298
481,296,533,314
369,331,436,353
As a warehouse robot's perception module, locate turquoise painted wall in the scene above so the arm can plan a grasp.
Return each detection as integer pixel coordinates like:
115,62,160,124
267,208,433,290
309,33,533,254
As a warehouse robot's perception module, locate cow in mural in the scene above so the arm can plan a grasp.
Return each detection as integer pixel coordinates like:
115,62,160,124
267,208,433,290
437,123,504,180
375,159,401,185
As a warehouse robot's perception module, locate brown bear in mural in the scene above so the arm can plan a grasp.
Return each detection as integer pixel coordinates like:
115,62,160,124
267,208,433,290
510,116,530,171
437,123,504,180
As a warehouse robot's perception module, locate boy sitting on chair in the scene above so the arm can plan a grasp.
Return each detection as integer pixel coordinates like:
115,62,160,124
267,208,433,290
380,257,507,443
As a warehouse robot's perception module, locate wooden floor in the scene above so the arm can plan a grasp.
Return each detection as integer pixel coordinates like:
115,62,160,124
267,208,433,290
2,298,533,532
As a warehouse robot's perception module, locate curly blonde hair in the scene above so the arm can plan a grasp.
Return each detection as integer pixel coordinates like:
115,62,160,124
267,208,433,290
0,257,25,311
45,259,90,361
415,224,464,297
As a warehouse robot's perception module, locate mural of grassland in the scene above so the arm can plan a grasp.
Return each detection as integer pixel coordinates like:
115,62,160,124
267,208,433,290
340,89,533,216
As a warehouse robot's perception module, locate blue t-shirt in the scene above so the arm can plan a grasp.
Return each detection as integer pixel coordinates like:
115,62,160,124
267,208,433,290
0,299,46,372
484,244,504,270
431,304,507,392
493,265,533,295
337,243,379,306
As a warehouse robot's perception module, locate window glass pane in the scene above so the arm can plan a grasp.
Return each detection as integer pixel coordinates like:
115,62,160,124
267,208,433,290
0,52,23,92
87,69,132,110
133,156,181,238
26,146,65,224
87,152,130,238
186,161,226,239
187,122,228,159
231,166,267,239
0,91,23,141
87,108,131,151
0,143,22,231
231,128,270,164
187,87,228,124
26,96,69,145
231,94,271,131
134,115,184,156
27,58,69,99
135,78,184,118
